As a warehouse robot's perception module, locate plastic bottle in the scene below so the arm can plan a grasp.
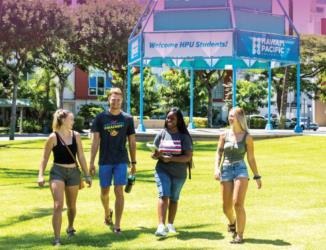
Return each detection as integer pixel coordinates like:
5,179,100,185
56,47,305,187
125,175,136,193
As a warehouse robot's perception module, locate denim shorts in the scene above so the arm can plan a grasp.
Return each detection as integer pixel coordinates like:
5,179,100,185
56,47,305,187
220,160,249,182
49,164,81,186
99,163,128,187
154,170,186,202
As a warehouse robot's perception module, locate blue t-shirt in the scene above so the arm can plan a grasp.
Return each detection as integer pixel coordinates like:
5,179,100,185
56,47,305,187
154,129,193,178
91,111,135,165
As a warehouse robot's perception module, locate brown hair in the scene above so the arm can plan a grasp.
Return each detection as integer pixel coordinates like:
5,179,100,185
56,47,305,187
108,87,123,98
52,109,72,131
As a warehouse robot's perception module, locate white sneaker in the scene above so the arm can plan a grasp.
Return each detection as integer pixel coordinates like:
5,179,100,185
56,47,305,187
155,224,167,237
166,223,176,233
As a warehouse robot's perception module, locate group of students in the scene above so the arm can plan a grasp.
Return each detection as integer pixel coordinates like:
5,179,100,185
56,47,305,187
38,87,262,246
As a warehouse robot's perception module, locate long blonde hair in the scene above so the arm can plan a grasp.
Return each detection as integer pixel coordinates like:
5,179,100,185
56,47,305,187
230,107,249,133
52,109,72,131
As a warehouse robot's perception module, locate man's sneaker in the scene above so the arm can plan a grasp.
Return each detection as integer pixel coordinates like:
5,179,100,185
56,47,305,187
166,223,176,233
155,224,167,237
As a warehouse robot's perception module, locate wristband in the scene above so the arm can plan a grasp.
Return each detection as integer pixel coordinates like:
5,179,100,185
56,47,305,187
253,175,261,180
131,161,137,164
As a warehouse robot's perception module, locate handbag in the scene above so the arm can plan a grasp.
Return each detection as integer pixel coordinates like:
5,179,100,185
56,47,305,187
56,132,85,190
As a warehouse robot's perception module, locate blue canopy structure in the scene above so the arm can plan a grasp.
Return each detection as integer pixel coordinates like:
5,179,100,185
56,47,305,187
128,0,302,133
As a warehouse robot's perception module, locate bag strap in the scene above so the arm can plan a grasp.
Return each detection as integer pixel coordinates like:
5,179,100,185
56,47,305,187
56,131,79,169
188,161,192,179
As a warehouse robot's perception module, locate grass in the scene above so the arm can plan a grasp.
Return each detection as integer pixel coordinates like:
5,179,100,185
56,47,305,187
0,136,326,250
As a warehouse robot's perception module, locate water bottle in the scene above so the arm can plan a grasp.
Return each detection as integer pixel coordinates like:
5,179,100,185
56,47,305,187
125,175,136,193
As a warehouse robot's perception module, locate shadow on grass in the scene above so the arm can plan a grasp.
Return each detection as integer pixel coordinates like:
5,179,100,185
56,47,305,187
0,224,223,249
245,238,291,246
156,224,224,241
0,168,40,186
135,169,155,183
73,224,222,247
0,232,113,249
0,208,55,228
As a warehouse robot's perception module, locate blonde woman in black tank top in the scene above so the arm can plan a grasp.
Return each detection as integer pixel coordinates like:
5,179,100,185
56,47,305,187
38,109,92,246
214,107,262,244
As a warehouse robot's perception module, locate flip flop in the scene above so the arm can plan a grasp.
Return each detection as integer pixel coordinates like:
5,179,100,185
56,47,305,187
104,208,113,226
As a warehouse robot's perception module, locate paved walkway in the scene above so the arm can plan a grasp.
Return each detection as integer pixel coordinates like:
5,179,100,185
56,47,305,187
1,127,325,141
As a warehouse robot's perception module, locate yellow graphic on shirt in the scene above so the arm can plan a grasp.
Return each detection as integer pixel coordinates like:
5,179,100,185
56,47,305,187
104,122,124,137
110,130,118,136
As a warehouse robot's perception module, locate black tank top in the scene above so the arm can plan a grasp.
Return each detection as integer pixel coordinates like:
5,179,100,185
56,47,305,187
53,132,77,164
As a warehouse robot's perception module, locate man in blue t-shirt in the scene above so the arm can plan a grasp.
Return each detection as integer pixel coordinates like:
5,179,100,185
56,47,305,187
90,87,136,234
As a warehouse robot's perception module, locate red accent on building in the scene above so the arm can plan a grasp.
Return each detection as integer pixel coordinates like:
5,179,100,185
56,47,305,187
75,67,96,100
321,18,326,35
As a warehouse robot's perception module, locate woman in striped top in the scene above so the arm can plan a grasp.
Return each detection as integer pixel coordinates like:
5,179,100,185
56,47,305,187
152,107,193,237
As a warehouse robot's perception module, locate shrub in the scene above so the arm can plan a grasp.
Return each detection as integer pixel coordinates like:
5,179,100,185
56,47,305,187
78,104,105,128
248,117,267,129
184,117,208,128
73,116,85,132
21,120,42,133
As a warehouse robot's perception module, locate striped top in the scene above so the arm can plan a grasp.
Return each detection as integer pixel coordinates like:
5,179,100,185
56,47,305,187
159,139,182,155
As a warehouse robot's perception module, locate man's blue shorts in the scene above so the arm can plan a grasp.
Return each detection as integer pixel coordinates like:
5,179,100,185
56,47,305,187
99,163,128,187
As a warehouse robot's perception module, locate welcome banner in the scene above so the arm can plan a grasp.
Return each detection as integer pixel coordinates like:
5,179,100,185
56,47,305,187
236,31,299,62
144,32,233,58
128,35,141,63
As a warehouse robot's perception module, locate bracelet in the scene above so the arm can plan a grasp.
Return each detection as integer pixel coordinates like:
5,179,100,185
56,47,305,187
131,161,137,164
253,175,261,180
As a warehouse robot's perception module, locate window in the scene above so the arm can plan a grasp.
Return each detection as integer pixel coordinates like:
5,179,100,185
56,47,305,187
88,73,112,96
213,83,224,99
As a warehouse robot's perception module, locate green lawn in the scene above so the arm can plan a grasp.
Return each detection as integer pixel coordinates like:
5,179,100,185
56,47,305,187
0,136,326,250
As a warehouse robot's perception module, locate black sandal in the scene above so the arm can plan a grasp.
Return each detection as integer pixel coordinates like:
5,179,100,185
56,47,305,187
66,228,76,237
114,228,121,234
104,209,113,226
227,223,236,238
230,235,244,244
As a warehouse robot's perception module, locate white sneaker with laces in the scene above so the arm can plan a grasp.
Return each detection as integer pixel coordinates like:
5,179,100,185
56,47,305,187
155,224,167,237
166,223,176,233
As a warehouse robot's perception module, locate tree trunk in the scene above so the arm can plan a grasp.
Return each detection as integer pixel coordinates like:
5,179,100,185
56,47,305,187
276,84,282,115
9,77,18,140
279,67,289,128
207,87,213,128
58,78,64,109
